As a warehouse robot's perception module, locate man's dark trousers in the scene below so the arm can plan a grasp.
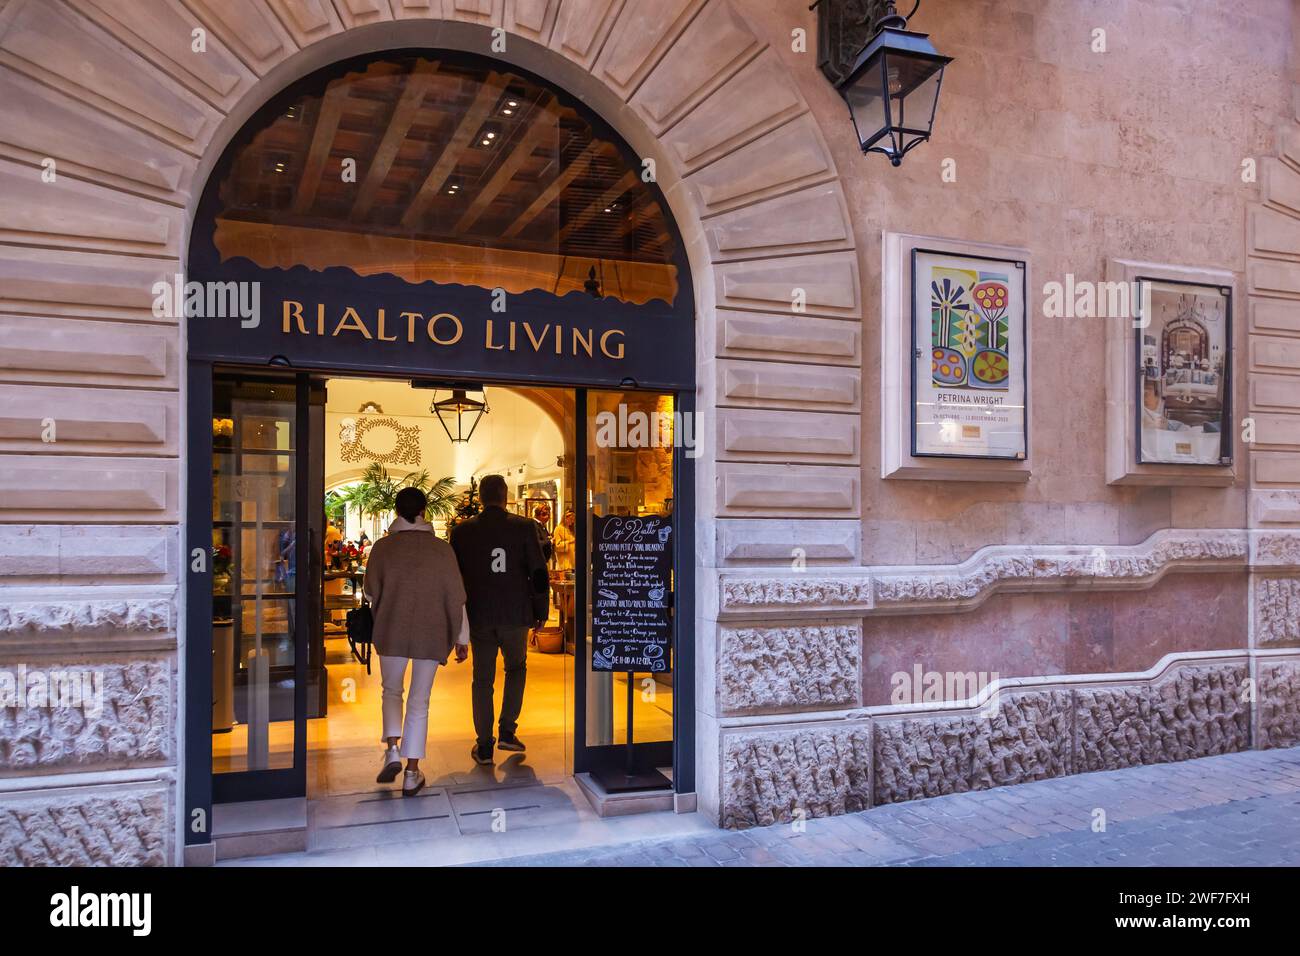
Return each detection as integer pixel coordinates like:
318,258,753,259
471,625,530,747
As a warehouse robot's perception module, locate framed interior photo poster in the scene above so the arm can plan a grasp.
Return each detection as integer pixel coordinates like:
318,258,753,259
911,249,1028,459
1134,278,1232,465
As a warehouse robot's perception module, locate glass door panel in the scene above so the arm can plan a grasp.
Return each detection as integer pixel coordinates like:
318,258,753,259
582,390,675,766
211,376,301,778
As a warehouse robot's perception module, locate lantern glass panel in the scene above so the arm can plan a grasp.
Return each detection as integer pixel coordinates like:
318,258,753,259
885,51,945,134
844,56,889,150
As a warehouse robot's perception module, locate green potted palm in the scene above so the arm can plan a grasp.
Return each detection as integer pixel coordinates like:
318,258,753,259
332,464,459,535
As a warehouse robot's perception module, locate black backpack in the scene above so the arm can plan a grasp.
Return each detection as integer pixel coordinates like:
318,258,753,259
346,596,373,674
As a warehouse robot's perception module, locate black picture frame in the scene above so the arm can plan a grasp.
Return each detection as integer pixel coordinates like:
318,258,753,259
909,247,1029,461
1132,276,1233,467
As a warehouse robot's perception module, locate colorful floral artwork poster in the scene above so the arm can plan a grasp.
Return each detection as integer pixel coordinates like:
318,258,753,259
911,250,1026,459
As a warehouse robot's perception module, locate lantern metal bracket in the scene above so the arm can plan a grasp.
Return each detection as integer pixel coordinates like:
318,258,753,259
811,0,919,83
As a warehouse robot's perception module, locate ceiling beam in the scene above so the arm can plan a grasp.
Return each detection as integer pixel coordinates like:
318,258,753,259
400,72,507,230
502,141,601,240
558,169,639,244
292,79,351,216
349,59,439,221
452,97,556,235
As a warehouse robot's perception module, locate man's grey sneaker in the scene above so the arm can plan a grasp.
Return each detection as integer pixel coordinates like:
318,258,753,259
376,744,402,783
497,734,526,753
471,743,494,765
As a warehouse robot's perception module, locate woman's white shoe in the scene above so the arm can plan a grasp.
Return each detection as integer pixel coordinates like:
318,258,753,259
402,768,426,796
376,744,402,783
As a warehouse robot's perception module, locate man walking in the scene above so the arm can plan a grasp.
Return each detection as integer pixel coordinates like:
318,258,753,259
450,474,550,764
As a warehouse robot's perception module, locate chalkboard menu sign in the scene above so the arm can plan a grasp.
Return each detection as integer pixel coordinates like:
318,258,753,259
591,514,672,673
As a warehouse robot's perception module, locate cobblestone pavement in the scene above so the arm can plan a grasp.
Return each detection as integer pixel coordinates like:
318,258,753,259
477,748,1300,867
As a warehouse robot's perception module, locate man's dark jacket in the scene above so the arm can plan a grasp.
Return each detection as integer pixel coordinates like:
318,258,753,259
450,505,550,629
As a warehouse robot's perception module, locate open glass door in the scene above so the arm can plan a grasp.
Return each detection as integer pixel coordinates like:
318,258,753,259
577,389,676,787
210,371,309,802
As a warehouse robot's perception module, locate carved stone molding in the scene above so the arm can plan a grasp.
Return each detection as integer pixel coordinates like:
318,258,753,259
718,622,861,716
0,598,171,637
716,529,1247,618
719,576,874,615
1256,578,1300,647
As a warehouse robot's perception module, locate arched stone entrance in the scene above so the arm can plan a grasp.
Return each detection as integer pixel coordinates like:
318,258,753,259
0,0,861,863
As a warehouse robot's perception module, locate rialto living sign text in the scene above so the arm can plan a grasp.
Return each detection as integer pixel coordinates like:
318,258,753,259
281,300,627,360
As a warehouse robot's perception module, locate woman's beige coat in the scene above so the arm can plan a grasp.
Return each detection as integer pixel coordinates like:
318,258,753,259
364,518,467,663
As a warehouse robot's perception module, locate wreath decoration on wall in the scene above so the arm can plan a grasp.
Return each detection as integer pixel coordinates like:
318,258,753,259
339,416,421,466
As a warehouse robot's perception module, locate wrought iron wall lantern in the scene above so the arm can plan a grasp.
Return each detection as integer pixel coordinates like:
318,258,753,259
429,386,489,443
813,0,952,166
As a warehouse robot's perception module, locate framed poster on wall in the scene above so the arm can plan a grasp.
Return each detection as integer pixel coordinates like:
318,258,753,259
1134,277,1232,465
910,248,1028,459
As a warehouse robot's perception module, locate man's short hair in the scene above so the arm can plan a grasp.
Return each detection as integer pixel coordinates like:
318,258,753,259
394,486,427,522
479,474,507,506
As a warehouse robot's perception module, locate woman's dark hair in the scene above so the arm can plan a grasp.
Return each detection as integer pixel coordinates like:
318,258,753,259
394,487,427,522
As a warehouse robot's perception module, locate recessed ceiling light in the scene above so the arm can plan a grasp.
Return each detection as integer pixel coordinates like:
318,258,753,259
481,138,491,146
502,108,513,115
507,100,518,107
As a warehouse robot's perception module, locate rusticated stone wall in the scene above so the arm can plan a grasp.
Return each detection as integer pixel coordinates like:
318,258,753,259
1256,578,1300,646
719,661,1256,826
717,622,860,716
720,723,871,829
873,691,1072,805
0,658,174,774
1073,665,1250,773
0,781,171,867
1258,659,1300,750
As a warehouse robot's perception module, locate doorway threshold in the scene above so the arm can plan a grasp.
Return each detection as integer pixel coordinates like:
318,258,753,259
575,771,674,817
212,798,308,861
220,776,713,867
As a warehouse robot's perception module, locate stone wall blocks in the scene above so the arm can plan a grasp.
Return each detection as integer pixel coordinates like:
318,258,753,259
0,247,176,322
715,406,859,464
872,690,1072,805
1255,576,1300,646
0,0,222,155
713,251,861,318
702,182,854,261
70,0,258,111
0,526,176,583
0,656,174,775
720,721,871,828
716,309,860,365
546,0,624,71
1257,658,1300,750
0,779,172,865
716,358,860,412
0,68,193,200
717,620,861,716
0,456,178,520
591,0,704,103
180,0,300,74
0,159,181,256
0,384,176,455
626,0,759,136
683,113,836,216
0,315,177,389
659,47,807,174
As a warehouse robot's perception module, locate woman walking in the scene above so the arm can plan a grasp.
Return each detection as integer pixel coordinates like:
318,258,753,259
365,486,468,795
